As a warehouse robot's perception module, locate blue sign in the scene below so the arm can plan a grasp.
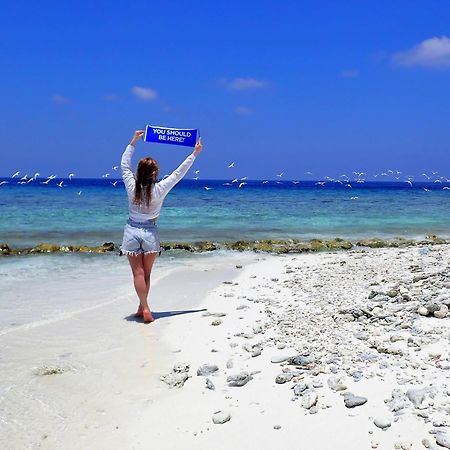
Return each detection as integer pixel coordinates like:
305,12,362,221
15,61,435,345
144,125,198,148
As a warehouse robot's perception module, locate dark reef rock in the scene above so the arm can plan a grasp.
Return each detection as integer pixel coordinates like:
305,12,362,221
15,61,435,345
160,242,197,252
424,234,447,245
196,241,218,252
223,238,353,253
356,238,417,248
0,242,117,256
0,243,12,255
0,236,447,257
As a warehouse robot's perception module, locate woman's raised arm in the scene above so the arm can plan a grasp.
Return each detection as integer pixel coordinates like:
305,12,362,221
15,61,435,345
121,130,145,192
156,138,203,195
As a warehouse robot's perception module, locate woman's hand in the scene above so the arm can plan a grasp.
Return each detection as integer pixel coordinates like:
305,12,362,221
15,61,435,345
130,130,145,146
193,137,203,156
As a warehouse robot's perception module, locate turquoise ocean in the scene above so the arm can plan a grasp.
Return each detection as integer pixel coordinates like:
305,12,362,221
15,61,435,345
1,178,449,247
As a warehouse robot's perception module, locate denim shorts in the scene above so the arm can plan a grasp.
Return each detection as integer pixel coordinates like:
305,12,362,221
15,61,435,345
121,219,161,256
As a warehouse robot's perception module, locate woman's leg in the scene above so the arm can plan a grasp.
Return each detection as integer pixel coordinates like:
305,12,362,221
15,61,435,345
127,254,153,323
143,252,158,298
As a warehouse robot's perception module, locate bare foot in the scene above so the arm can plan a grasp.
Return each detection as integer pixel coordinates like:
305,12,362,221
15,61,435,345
142,309,155,323
134,307,144,318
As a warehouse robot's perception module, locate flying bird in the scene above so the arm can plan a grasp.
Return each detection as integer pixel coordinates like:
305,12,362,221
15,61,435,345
231,178,239,183
69,173,75,180
102,173,110,178
0,181,8,186
222,182,232,186
443,187,450,190
112,166,119,171
12,171,20,178
240,176,248,181
111,181,119,187
20,174,28,181
193,176,199,180
405,180,413,187
57,181,64,187
77,190,82,195
423,188,431,192
262,180,269,184
194,170,200,175
350,196,359,200
315,182,326,186
33,172,40,180
238,182,247,188
276,172,284,178
228,162,235,168
203,186,213,191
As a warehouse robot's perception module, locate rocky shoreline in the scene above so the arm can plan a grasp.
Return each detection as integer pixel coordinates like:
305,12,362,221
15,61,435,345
151,244,450,448
0,235,447,256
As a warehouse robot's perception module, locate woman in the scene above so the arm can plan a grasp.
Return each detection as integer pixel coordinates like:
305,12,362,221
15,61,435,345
121,129,203,323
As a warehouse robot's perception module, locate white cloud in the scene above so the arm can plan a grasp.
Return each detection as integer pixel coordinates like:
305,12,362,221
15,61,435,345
393,36,450,68
221,77,268,90
236,106,253,115
52,94,69,104
131,86,158,100
340,69,359,78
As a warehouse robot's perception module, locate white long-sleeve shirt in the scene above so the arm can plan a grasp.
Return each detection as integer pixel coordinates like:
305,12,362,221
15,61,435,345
121,144,196,222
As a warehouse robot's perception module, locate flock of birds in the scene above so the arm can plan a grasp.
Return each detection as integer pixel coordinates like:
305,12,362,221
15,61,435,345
198,165,450,198
0,167,124,196
1,165,449,200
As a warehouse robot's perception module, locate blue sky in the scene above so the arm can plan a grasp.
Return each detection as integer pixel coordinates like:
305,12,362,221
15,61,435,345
1,0,450,180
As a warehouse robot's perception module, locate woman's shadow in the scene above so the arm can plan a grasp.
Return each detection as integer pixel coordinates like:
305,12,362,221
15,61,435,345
124,308,207,322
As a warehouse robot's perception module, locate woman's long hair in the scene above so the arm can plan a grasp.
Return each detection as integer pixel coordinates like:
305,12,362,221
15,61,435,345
134,157,159,208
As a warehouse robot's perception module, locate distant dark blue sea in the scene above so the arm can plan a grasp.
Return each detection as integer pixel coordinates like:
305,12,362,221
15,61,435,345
0,177,449,247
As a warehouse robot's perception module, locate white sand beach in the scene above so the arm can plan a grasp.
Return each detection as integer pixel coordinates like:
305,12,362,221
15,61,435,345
1,245,450,450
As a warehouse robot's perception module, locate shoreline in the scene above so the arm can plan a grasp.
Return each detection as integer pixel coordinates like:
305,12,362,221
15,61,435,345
0,234,448,257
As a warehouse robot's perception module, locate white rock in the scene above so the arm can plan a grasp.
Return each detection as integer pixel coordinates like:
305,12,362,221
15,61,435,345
373,417,391,429
301,390,318,409
212,411,231,424
436,434,450,448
